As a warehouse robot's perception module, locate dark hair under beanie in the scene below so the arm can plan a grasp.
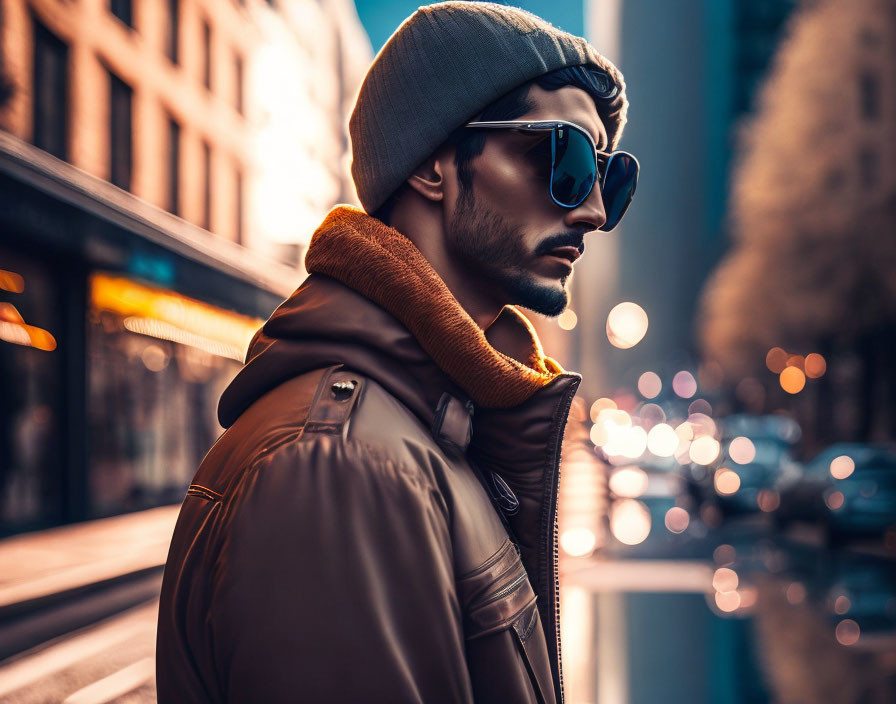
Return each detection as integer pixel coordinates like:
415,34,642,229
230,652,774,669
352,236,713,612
349,1,628,215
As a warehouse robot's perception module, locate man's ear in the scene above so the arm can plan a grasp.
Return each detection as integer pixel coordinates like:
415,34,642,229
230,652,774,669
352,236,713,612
405,147,453,203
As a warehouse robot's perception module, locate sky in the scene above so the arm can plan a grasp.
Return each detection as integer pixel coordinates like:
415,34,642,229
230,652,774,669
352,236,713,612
352,0,585,53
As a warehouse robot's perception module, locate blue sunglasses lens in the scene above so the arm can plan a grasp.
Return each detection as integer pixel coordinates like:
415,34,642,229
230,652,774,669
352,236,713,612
599,152,638,232
550,126,596,207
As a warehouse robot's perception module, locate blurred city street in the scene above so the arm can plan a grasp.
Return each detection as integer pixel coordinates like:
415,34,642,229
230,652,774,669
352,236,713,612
2,0,895,702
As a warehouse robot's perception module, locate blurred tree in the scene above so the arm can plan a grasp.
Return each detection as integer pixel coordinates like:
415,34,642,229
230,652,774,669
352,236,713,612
698,0,896,446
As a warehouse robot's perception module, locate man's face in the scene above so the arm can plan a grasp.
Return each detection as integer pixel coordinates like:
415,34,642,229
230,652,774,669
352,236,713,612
444,85,609,317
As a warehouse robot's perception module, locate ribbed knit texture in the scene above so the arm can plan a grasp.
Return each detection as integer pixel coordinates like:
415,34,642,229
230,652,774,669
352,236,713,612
304,205,566,408
350,1,628,214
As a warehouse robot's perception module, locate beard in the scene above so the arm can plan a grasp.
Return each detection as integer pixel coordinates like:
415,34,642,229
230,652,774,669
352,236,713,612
445,185,570,317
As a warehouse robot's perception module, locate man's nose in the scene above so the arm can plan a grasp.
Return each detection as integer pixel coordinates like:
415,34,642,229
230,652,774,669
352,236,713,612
563,179,607,232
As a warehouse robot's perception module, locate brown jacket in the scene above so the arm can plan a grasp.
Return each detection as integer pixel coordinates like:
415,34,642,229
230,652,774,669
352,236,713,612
156,207,581,703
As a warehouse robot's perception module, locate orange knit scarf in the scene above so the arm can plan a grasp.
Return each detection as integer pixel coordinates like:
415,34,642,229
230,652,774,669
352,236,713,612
304,206,565,408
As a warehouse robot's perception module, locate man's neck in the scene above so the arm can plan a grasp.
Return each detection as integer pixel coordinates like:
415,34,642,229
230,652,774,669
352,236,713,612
389,207,504,331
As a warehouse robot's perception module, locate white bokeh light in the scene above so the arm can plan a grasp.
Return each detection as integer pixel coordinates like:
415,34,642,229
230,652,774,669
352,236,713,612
646,423,679,457
728,437,756,465
689,436,721,465
609,466,649,498
560,528,597,557
606,302,648,349
610,499,652,545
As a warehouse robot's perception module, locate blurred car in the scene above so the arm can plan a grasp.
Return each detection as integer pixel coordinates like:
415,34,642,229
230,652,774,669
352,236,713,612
775,443,896,541
689,414,801,517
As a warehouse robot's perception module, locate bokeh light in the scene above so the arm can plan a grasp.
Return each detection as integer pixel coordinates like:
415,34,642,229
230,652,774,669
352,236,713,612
675,422,695,442
830,455,855,479
786,582,806,605
825,490,845,510
757,489,780,512
713,567,739,592
606,302,648,349
688,398,712,416
713,544,736,565
610,499,651,545
786,354,805,370
637,371,662,398
557,308,578,330
589,397,617,423
639,403,666,425
715,590,742,612
610,425,648,459
647,423,679,457
672,371,697,398
664,507,690,533
690,436,721,465
714,468,741,495
141,344,169,372
805,353,827,378
835,619,860,646
687,413,717,438
0,269,25,293
780,366,806,394
766,347,788,373
591,408,631,446
560,528,596,557
608,466,649,498
728,437,756,464
834,595,851,615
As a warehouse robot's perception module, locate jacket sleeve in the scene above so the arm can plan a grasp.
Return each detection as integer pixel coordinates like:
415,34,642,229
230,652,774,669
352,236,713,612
207,435,473,703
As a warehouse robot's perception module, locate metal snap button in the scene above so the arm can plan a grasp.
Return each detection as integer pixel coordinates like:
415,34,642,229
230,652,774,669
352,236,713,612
331,380,357,400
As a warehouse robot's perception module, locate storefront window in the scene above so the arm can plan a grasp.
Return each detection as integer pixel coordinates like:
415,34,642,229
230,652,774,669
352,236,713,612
0,248,62,534
86,273,259,518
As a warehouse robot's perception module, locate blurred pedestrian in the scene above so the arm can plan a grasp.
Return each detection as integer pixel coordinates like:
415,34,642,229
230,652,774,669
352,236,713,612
156,2,635,701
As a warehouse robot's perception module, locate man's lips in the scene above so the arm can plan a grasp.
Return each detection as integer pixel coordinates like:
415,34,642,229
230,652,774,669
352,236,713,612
543,246,581,263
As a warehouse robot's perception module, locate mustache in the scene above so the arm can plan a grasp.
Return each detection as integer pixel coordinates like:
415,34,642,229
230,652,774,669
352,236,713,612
537,231,587,256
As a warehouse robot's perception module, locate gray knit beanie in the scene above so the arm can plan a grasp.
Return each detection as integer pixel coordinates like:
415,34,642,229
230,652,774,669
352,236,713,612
349,1,628,215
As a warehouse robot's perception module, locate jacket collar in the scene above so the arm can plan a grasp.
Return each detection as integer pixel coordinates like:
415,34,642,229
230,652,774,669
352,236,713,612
304,206,565,408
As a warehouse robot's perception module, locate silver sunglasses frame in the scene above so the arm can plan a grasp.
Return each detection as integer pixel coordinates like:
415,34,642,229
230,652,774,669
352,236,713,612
463,119,638,230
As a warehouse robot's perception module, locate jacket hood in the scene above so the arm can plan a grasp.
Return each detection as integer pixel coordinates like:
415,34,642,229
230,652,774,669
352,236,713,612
218,205,566,428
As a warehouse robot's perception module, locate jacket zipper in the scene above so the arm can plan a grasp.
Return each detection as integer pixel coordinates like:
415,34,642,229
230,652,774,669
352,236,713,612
542,377,581,704
478,571,528,608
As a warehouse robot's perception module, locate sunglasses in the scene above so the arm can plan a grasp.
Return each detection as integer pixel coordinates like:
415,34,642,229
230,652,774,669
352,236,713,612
463,120,639,232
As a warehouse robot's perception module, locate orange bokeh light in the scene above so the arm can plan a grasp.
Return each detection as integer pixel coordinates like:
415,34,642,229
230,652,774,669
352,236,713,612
0,269,25,293
805,353,826,378
786,354,805,370
766,347,788,373
780,366,806,394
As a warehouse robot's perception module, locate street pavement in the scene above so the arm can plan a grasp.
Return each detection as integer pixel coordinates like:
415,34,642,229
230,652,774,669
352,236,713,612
0,600,159,703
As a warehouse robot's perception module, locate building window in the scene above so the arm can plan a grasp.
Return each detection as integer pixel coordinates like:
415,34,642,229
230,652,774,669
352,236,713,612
109,0,133,28
165,0,180,64
234,52,244,115
859,71,878,120
109,72,132,190
202,141,212,230
201,19,211,90
32,18,69,160
167,116,181,215
235,166,244,245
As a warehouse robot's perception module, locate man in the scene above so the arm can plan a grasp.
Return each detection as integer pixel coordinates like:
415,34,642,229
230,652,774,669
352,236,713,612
156,2,635,702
